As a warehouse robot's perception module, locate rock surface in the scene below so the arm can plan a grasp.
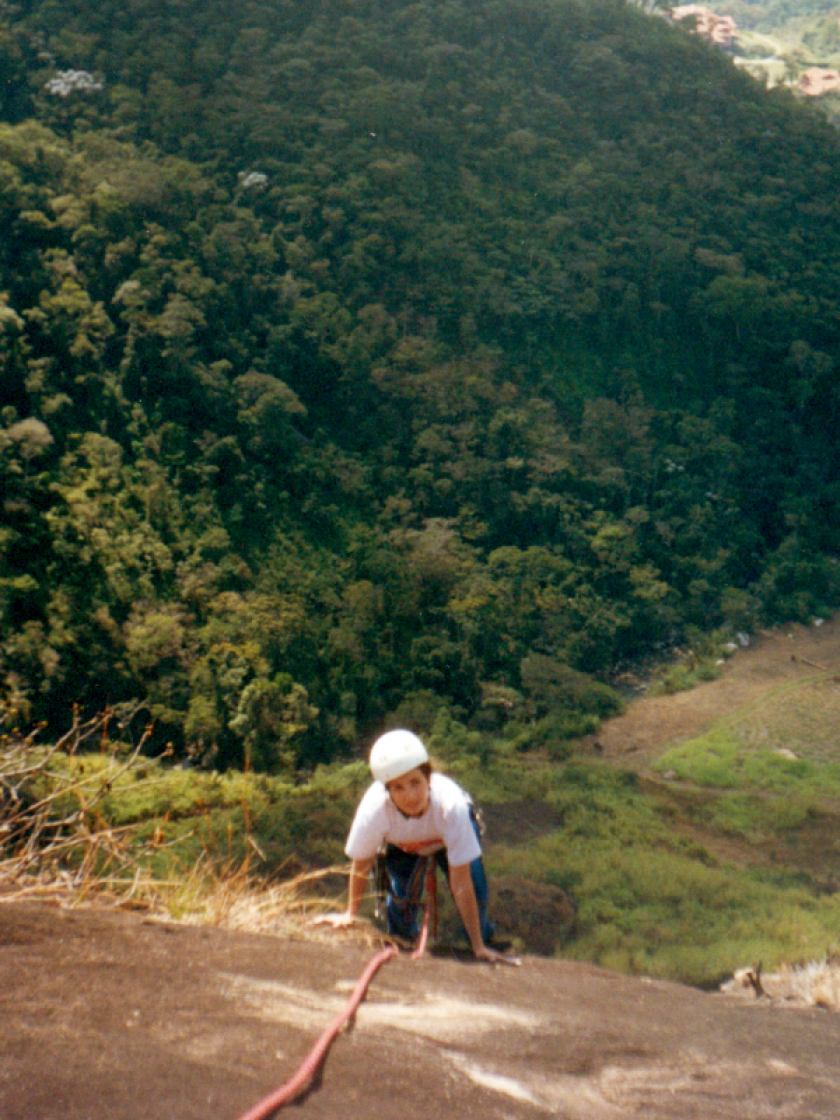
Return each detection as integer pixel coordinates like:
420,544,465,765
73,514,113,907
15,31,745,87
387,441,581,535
2,900,840,1120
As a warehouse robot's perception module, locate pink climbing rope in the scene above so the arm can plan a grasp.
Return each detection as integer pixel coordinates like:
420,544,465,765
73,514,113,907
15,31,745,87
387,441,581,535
233,868,438,1120
233,943,398,1120
409,860,438,960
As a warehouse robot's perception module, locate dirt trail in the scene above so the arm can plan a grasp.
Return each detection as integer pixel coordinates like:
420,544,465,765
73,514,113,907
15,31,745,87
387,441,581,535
581,615,840,888
592,617,840,764
3,900,840,1120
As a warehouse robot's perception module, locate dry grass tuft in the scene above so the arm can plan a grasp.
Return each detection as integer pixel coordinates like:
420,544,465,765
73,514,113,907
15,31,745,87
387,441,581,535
722,957,840,1012
163,857,346,935
0,706,352,939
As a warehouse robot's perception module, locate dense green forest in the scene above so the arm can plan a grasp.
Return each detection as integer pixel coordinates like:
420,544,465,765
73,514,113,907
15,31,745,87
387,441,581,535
3,0,840,772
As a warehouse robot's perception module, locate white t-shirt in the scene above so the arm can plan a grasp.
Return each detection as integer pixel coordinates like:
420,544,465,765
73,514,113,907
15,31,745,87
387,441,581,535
345,772,481,867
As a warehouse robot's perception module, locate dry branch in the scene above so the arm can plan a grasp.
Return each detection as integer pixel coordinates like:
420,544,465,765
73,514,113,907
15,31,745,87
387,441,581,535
0,706,343,934
0,706,158,897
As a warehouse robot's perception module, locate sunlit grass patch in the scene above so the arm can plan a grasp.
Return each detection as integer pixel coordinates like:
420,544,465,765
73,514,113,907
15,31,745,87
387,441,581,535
656,669,840,781
656,728,840,800
732,674,840,765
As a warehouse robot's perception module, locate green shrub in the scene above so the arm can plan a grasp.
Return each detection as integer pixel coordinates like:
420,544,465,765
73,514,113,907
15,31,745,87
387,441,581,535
484,757,840,986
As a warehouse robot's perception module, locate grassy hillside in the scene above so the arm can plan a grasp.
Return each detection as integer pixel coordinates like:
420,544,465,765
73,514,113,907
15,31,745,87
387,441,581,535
6,624,840,986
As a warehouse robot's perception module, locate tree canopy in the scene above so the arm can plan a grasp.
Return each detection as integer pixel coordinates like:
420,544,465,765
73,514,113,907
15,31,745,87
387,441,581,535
2,0,840,769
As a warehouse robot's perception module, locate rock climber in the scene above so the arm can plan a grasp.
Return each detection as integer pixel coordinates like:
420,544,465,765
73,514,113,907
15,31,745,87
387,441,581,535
319,728,518,965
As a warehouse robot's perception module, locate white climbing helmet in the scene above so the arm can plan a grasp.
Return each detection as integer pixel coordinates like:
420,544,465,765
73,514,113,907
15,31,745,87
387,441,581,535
369,729,429,784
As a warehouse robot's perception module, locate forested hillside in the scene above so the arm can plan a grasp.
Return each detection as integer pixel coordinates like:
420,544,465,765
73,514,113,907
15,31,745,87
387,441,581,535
3,0,840,771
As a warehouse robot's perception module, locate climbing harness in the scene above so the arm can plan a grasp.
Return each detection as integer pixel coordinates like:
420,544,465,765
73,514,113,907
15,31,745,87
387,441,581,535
407,858,438,958
232,862,439,1120
373,847,439,936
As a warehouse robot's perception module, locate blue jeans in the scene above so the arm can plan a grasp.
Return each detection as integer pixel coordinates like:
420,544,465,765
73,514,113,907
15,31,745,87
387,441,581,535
382,814,493,943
